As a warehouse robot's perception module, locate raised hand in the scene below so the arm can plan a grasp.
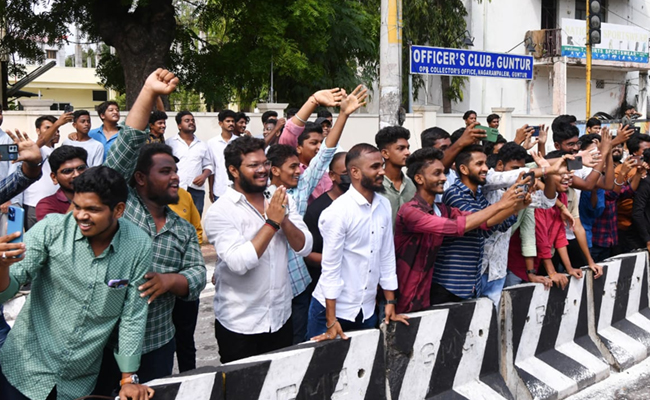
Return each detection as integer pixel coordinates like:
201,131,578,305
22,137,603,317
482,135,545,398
143,68,179,96
7,129,41,166
515,125,535,145
522,132,538,150
599,126,612,155
538,124,549,146
339,85,368,116
530,151,550,169
312,88,344,108
612,124,634,146
457,122,487,147
266,186,288,225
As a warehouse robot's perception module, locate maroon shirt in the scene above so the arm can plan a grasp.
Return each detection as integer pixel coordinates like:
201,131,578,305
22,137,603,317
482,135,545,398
394,194,473,314
35,188,70,222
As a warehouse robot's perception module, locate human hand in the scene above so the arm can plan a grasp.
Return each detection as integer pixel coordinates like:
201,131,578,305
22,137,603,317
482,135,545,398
530,151,550,169
143,68,179,96
266,186,288,224
538,124,549,145
612,125,634,146
139,272,176,304
589,263,603,279
515,124,535,145
560,205,575,229
549,272,568,290
0,232,26,268
384,304,410,325
312,88,344,108
578,147,601,168
209,191,215,203
522,132,538,150
67,132,78,141
0,201,10,214
58,112,74,126
192,175,207,187
599,126,612,155
457,122,487,147
529,274,553,289
339,85,368,116
311,320,348,342
7,129,42,166
119,383,154,400
244,130,252,137
566,267,583,280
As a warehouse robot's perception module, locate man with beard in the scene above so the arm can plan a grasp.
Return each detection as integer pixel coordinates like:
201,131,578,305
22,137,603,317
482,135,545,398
394,147,524,314
35,145,88,221
93,69,206,393
208,109,238,203
431,145,524,304
308,144,409,341
303,152,349,292
612,141,624,167
0,166,155,400
168,111,213,216
204,135,312,363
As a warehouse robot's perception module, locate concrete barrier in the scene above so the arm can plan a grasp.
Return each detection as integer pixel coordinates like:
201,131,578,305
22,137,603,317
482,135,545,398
501,270,609,400
383,298,512,399
590,251,650,370
145,329,385,400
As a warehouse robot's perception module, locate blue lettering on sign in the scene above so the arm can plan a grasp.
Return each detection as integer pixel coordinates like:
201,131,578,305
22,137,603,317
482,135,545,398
410,45,534,80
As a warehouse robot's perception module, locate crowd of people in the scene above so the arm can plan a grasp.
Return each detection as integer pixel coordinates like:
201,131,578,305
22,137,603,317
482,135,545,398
0,68,647,400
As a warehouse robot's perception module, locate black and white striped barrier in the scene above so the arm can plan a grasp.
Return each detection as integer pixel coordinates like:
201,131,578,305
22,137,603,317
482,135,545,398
591,251,650,370
145,329,386,400
501,270,609,400
383,298,512,399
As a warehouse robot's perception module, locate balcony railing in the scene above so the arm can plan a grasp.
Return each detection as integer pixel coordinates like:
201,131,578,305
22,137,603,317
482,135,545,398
525,29,562,59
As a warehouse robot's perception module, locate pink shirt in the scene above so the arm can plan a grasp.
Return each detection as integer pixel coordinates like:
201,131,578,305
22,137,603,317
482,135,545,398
280,119,333,204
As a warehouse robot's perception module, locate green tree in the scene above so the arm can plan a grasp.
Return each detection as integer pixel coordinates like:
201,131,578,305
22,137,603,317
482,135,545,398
402,0,472,113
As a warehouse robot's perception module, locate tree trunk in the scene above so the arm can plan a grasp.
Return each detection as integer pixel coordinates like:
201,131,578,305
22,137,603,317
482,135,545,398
441,75,452,113
90,1,176,110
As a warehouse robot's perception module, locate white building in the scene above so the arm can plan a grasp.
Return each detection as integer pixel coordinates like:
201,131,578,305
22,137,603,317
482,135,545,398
405,0,650,119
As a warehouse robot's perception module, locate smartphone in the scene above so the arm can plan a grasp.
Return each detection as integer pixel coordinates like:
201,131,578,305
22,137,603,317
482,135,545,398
531,126,540,137
566,156,583,171
630,155,642,165
64,104,74,113
0,144,19,162
476,125,499,142
7,206,24,245
108,279,129,288
517,171,536,194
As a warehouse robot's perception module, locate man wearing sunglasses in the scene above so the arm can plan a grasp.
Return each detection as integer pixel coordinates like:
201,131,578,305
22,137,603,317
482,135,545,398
35,145,88,221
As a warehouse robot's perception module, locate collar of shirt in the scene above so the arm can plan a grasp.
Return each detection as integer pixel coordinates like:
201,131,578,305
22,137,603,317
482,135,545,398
72,217,120,255
55,188,70,203
383,172,408,193
348,185,381,210
451,179,482,198
170,134,202,147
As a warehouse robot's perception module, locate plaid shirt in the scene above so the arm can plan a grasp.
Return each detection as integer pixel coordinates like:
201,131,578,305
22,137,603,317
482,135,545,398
592,187,630,248
105,124,207,353
284,144,336,296
0,165,39,204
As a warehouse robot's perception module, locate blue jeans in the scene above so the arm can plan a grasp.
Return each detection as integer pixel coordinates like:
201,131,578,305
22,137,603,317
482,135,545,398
481,274,506,308
186,187,205,218
504,270,524,288
306,297,377,339
291,288,312,344
0,306,9,350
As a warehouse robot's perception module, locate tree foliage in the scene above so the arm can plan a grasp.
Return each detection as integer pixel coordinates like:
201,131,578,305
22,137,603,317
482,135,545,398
402,0,471,113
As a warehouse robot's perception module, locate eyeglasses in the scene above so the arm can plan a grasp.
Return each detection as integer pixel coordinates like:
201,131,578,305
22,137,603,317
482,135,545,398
244,160,271,171
59,165,88,175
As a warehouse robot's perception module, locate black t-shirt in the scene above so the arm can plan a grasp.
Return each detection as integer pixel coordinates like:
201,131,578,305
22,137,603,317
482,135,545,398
302,192,334,281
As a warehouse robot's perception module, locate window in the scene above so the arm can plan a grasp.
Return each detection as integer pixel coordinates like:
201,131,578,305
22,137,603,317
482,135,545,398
46,50,57,59
50,103,71,111
92,90,108,102
541,0,557,29
576,0,607,22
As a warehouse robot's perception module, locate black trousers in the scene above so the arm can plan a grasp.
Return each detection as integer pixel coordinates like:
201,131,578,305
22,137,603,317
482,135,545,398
214,318,293,364
93,339,176,396
552,238,587,272
430,282,464,305
172,298,200,372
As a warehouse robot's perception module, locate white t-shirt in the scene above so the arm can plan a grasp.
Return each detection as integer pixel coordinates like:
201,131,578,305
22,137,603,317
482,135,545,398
23,146,58,207
61,138,105,167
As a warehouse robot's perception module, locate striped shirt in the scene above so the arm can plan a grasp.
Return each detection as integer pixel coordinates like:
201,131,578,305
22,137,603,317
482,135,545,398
432,180,515,299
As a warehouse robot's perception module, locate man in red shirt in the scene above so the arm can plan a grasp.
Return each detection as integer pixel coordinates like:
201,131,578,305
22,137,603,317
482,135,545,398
394,147,526,314
35,146,88,221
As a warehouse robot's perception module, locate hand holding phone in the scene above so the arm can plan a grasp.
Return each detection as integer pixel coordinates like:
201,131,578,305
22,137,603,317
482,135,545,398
475,125,499,142
7,206,24,248
531,126,540,137
566,156,583,171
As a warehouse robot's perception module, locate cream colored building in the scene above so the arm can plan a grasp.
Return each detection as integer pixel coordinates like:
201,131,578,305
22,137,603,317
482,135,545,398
13,65,112,111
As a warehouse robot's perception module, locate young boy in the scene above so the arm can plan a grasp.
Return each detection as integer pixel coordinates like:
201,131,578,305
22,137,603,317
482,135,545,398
62,110,104,166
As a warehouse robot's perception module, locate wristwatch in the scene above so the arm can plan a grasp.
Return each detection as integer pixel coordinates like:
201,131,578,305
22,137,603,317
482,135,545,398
120,374,140,386
386,299,398,305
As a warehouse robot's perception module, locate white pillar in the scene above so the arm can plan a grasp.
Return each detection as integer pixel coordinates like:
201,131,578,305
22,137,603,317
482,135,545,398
379,0,402,129
639,71,648,118
552,57,567,115
491,107,516,141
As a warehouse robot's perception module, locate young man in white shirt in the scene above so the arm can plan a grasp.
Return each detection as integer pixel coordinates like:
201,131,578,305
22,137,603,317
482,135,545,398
22,115,64,230
308,143,409,341
167,111,213,216
207,109,238,203
61,110,105,167
204,135,312,363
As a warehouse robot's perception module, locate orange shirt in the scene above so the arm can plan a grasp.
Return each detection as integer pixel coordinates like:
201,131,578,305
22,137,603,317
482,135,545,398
169,187,203,245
